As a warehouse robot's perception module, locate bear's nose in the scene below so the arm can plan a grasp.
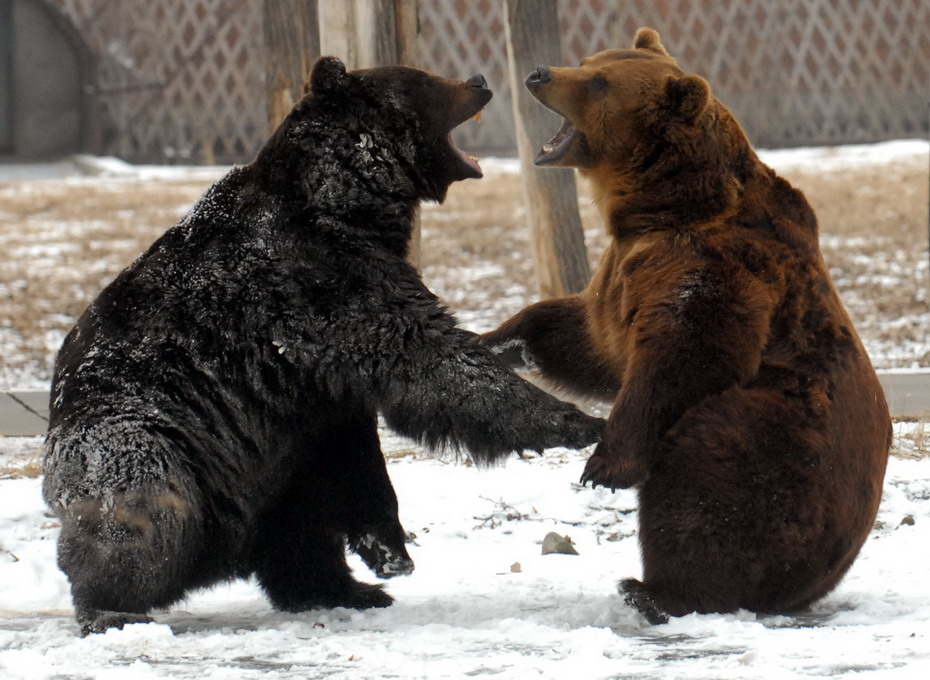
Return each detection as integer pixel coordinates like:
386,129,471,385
526,66,552,85
466,73,489,90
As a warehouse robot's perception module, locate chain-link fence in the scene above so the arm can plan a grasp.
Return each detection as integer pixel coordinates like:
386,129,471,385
423,0,930,153
46,0,930,162
52,0,265,163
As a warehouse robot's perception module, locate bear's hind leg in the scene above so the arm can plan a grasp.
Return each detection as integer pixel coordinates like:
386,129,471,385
619,579,670,625
56,486,202,635
629,386,864,620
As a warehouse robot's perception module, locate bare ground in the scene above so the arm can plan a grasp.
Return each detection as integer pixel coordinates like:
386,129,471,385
0,151,928,391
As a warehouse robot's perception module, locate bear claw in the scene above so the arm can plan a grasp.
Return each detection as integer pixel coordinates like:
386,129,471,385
580,450,649,490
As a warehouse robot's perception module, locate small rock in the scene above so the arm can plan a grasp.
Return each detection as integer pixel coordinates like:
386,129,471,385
510,561,522,573
900,515,915,526
541,532,579,555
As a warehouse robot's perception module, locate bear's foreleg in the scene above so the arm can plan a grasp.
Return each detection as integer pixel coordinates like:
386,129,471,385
315,409,414,578
251,409,403,610
581,264,774,490
326,277,605,463
376,325,604,463
481,296,621,401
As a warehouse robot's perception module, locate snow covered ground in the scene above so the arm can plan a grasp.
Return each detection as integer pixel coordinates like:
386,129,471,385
1,427,929,679
1,141,929,677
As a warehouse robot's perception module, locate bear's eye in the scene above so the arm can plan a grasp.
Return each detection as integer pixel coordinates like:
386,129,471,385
588,76,608,93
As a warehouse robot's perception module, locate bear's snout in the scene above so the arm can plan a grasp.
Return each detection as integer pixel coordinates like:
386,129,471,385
526,65,552,87
466,73,489,90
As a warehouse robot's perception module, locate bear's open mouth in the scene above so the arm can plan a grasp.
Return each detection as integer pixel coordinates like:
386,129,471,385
535,117,578,165
448,110,486,178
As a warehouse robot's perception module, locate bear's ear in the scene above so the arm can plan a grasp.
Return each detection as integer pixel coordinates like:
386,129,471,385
665,74,710,123
633,27,670,56
308,56,348,96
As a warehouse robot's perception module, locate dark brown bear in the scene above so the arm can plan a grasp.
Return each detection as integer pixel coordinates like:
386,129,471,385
44,58,604,635
483,28,891,623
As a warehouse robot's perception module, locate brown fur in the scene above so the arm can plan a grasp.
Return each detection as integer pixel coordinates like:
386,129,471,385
483,28,891,622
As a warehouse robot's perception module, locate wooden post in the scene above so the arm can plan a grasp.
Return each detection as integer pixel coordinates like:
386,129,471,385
390,0,423,267
317,0,417,70
318,0,423,268
503,0,590,298
264,0,319,131
316,1,360,68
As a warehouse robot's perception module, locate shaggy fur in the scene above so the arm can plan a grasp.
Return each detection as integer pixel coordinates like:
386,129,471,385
43,57,604,635
482,29,891,622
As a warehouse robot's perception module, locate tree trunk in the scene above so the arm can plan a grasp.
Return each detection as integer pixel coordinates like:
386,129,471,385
317,0,417,70
263,0,319,131
503,0,590,298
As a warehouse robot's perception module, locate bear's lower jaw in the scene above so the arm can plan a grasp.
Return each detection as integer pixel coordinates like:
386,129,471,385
535,118,580,166
447,133,483,178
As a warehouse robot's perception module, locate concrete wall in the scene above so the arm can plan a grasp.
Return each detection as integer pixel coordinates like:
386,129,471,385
2,0,83,158
0,2,9,151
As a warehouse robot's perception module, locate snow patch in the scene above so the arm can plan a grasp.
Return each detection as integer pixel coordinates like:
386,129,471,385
1,441,928,679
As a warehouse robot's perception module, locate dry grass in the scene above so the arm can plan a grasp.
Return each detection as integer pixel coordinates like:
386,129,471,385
892,419,930,459
0,458,43,479
0,436,44,478
0,177,212,383
0,151,928,389
779,158,930,367
420,168,609,287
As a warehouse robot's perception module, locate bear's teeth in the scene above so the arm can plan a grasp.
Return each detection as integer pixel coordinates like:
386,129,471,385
469,155,479,163
543,143,554,153
473,111,482,123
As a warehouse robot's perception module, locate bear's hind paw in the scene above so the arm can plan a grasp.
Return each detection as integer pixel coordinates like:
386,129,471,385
77,609,154,636
619,579,670,626
340,582,395,610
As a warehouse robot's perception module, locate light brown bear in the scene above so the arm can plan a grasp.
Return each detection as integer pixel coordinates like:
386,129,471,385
482,28,892,623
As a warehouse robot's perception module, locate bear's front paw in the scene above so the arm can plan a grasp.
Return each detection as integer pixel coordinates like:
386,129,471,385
351,532,415,579
580,442,649,490
480,335,534,371
548,411,605,450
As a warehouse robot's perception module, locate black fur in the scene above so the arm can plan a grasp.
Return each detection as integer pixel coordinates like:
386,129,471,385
43,58,603,635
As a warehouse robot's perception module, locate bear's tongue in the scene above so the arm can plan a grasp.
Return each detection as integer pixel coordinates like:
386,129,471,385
535,118,576,165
